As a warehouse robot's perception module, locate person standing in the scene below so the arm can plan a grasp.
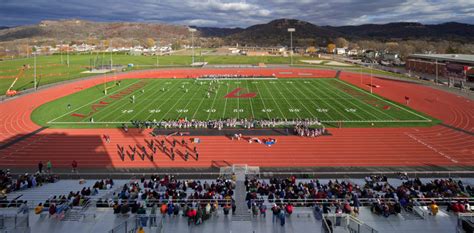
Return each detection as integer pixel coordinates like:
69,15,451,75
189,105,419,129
150,204,157,226
72,160,78,173
38,161,44,173
46,161,52,174
279,209,286,226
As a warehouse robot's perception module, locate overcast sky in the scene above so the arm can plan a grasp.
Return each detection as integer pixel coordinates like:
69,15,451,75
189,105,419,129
1,0,473,27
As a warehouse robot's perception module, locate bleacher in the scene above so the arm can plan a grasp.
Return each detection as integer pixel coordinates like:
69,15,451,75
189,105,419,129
0,174,472,233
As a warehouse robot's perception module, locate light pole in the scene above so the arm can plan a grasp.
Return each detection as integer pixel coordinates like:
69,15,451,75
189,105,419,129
189,28,197,65
66,42,70,67
34,50,37,90
370,65,373,94
156,38,160,67
110,39,113,71
288,28,295,66
60,41,63,64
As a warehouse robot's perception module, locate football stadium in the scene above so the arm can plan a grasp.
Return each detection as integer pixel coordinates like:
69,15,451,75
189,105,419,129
1,2,474,233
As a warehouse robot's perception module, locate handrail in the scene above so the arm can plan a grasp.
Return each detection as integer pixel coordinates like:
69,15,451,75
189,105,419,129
16,197,473,210
0,213,30,230
9,170,474,177
108,214,163,233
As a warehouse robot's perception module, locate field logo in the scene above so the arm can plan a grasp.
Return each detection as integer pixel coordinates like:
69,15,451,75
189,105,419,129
224,87,257,99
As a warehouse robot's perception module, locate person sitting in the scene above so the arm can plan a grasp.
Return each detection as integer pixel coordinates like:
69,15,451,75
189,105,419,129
285,203,293,215
160,203,168,216
343,202,352,214
48,203,57,216
35,203,44,215
223,204,231,215
429,201,439,216
120,204,130,214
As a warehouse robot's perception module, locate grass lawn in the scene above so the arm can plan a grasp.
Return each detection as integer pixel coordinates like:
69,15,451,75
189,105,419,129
31,78,439,128
0,53,298,95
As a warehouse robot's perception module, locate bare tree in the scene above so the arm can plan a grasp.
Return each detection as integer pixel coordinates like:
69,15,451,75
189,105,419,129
335,37,349,48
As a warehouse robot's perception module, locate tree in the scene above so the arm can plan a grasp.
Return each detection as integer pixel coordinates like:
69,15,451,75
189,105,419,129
171,41,181,50
335,37,349,48
101,40,109,49
327,43,336,54
306,46,317,54
398,44,415,59
145,38,155,48
385,42,399,52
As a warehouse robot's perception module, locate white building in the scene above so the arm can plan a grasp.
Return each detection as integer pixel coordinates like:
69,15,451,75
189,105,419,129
335,48,347,55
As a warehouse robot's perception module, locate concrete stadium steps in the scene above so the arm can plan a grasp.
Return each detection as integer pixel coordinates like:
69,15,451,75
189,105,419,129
232,172,251,222
6,180,97,202
5,179,130,204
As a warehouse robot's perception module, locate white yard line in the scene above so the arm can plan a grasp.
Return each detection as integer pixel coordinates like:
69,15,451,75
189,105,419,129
177,83,206,120
49,119,433,124
254,82,271,119
192,86,210,119
222,84,230,119
261,80,287,119
125,80,182,121
245,80,255,119
237,83,240,119
297,80,347,120
158,83,197,121
291,81,333,120
103,80,165,122
206,84,220,120
278,80,317,119
272,81,302,119
320,80,388,121
196,77,277,80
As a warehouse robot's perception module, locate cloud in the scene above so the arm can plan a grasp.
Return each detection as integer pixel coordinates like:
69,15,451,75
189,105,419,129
0,0,473,27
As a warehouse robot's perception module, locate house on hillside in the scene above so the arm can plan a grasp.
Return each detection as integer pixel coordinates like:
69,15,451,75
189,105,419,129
383,53,400,61
364,50,380,59
335,48,347,55
347,49,360,56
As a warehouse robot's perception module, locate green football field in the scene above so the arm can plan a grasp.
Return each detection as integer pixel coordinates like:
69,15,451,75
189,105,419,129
31,78,438,128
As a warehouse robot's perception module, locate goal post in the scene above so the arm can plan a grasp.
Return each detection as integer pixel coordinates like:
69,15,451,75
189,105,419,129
103,72,117,95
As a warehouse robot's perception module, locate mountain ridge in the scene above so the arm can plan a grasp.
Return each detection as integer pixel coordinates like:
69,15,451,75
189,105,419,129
1,18,473,46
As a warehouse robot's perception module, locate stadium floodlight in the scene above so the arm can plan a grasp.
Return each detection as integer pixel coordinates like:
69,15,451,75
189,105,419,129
189,28,197,65
288,28,295,65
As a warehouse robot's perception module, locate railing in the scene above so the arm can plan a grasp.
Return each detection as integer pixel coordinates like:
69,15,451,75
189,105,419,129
12,196,474,210
323,213,378,233
457,213,474,233
0,213,29,233
8,170,474,180
108,214,163,233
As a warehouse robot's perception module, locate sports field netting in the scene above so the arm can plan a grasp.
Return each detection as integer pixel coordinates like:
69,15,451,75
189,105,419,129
32,78,438,128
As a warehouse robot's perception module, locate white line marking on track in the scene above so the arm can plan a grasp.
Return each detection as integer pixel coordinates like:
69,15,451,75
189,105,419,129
405,133,458,163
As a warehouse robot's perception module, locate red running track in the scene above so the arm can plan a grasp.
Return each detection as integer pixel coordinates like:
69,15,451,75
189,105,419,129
0,68,473,168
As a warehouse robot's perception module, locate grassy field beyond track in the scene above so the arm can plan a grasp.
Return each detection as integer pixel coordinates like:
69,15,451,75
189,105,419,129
31,78,439,128
0,54,298,95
